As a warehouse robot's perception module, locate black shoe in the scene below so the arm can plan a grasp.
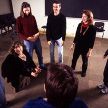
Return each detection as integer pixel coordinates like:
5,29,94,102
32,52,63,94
81,73,86,77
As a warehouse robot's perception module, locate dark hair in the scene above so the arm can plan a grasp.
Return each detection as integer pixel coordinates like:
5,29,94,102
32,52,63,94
20,2,32,17
82,10,94,25
53,0,61,6
9,41,26,55
45,63,78,108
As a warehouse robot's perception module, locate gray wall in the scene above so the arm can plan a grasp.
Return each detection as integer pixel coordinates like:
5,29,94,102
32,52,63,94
0,0,11,15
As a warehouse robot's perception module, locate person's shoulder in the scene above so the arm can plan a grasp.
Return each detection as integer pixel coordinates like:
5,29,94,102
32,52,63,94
23,97,54,108
31,15,35,18
48,13,53,17
60,13,65,17
69,97,88,108
89,24,95,28
6,54,14,59
77,23,81,28
17,16,22,20
89,24,96,31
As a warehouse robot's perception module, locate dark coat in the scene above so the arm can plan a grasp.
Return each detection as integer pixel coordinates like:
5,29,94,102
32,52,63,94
73,23,96,52
1,50,36,91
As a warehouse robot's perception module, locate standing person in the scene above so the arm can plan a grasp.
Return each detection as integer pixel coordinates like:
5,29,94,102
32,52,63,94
70,10,96,77
97,49,108,94
1,41,41,92
23,64,88,108
16,2,46,70
46,0,66,64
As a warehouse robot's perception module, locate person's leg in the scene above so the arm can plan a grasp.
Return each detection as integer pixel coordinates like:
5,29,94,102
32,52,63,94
100,64,108,94
81,52,88,77
103,60,108,87
50,40,55,63
56,38,63,63
34,38,43,66
71,47,80,70
23,40,33,58
0,76,6,108
98,60,108,90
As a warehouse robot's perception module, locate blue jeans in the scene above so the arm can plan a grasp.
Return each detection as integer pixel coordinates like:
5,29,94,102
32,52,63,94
0,75,6,108
50,37,63,63
24,38,43,66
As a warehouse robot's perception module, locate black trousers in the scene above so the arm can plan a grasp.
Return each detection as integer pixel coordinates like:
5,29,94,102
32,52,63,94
103,60,108,86
71,47,88,74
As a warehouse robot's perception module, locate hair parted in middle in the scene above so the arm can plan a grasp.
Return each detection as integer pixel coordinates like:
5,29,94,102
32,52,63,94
20,2,32,17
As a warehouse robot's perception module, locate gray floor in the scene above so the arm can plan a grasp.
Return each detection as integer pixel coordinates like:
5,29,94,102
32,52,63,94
0,31,108,108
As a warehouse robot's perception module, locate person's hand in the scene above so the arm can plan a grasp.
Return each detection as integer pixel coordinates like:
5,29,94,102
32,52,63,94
31,72,38,77
33,33,39,40
35,66,41,74
61,40,64,46
70,43,75,50
27,36,36,42
48,41,51,45
87,50,92,57
27,33,39,42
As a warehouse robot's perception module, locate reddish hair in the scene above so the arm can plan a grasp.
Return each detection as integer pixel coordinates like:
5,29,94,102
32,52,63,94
82,10,94,25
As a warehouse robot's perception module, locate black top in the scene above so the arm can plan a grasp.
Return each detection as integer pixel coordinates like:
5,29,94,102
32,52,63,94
73,23,96,52
46,12,66,41
1,50,36,82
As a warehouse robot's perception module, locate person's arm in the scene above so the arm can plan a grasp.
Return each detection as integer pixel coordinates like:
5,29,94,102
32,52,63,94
1,54,21,78
87,25,96,57
104,49,108,58
61,15,66,45
16,17,27,40
24,50,41,76
46,15,51,45
70,23,81,50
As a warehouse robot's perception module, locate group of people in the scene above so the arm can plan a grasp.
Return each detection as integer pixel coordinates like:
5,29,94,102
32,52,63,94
0,0,108,108
16,1,96,77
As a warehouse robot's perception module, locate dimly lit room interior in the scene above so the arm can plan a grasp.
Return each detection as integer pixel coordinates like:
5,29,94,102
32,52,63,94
0,0,108,108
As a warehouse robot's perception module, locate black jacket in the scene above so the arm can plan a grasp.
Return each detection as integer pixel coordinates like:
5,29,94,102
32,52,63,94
73,23,96,52
1,50,36,84
46,12,66,41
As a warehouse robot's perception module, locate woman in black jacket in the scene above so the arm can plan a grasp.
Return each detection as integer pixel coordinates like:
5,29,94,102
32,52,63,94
70,10,96,77
1,41,41,92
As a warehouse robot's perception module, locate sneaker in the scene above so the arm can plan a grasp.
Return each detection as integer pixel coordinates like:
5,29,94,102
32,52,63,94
97,84,106,89
100,86,108,94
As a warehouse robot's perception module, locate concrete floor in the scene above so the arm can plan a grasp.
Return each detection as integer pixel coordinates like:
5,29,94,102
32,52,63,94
0,32,108,108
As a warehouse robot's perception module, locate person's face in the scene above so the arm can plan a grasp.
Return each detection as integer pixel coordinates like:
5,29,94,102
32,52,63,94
82,13,88,24
53,3,61,15
14,45,23,55
23,7,30,15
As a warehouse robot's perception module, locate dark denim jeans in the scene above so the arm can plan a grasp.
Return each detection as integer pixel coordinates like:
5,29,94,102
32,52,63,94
24,38,44,66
